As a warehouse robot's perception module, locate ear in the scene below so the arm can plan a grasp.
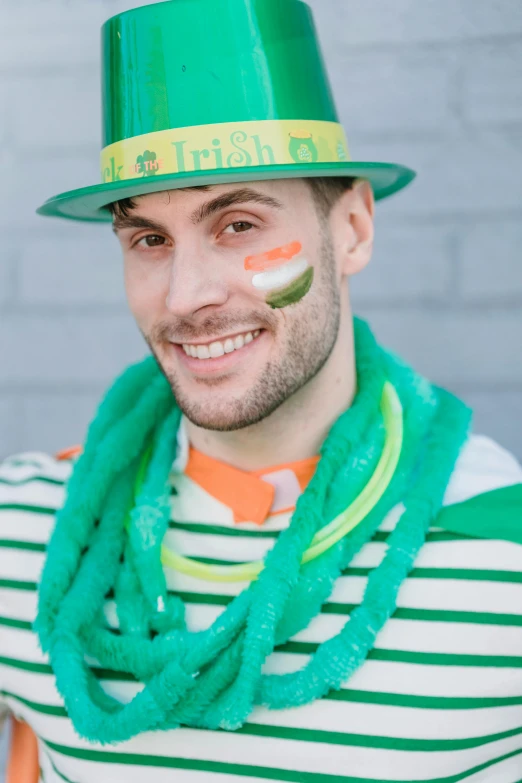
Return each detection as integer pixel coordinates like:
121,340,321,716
331,178,375,278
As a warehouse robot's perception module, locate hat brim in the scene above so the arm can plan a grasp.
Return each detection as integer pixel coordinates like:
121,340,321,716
35,161,415,222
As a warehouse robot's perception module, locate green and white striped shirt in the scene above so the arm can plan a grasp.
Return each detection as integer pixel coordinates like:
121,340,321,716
1,431,522,782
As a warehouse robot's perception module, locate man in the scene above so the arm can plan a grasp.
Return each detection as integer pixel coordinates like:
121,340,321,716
2,0,522,781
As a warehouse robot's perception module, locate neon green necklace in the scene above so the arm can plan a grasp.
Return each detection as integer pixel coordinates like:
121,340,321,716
131,380,403,583
35,316,472,744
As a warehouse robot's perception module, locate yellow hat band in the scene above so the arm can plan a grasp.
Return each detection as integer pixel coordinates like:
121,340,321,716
100,119,350,184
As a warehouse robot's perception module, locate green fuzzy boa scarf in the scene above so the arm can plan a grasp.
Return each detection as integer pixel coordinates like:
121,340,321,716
34,317,472,745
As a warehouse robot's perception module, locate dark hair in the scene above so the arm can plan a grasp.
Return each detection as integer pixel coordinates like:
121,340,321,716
105,176,358,221
306,176,358,217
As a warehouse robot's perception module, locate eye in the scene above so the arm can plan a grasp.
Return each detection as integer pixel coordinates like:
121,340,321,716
135,234,165,248
222,221,254,234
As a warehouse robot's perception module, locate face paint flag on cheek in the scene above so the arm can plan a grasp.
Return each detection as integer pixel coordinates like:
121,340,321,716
244,241,315,309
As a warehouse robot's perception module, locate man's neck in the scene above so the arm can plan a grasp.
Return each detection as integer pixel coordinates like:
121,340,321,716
184,315,357,472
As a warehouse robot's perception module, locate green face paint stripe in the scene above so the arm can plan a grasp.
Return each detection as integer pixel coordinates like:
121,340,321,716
266,266,314,308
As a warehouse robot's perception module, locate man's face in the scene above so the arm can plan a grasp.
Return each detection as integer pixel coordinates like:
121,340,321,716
114,179,344,431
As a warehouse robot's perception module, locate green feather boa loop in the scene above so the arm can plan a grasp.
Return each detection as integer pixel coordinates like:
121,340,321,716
34,317,472,744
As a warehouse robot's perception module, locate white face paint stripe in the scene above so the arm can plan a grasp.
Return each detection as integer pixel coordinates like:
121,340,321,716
252,257,309,292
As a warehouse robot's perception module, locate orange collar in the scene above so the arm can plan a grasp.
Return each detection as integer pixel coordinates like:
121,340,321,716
184,447,319,526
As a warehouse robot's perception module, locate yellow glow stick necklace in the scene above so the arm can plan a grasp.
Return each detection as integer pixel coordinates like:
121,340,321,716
132,380,403,583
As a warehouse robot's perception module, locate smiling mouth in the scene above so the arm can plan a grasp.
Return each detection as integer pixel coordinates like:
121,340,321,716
179,329,262,359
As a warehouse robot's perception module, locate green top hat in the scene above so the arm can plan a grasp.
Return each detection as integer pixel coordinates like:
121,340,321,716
36,0,416,223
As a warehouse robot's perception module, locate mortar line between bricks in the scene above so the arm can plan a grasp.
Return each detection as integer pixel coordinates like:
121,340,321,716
373,211,522,224
372,210,522,225
449,384,522,395
354,302,522,314
0,385,117,396
355,300,522,311
1,305,132,316
9,145,101,159
3,249,19,307
321,32,522,55
4,33,521,68
0,65,102,79
445,229,464,306
4,302,522,316
1,382,521,397
10,130,522,158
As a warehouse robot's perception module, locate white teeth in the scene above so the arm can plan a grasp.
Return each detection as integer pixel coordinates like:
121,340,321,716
196,344,210,359
183,330,261,359
209,341,225,358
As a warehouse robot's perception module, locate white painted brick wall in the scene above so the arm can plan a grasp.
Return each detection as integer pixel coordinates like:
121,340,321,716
361,310,522,386
351,220,454,302
20,392,107,454
8,73,101,149
0,0,521,465
311,0,522,44
19,236,127,305
459,221,522,300
327,49,459,136
0,314,145,385
462,40,522,124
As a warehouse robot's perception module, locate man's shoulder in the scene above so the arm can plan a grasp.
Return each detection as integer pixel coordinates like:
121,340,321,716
0,449,74,534
438,433,522,544
443,433,522,506
0,449,75,587
0,448,77,487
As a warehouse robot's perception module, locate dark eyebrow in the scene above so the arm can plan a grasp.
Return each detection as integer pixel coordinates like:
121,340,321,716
111,215,170,235
111,187,284,235
189,188,284,224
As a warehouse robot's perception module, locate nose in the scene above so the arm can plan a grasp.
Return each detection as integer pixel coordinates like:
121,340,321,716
165,244,229,317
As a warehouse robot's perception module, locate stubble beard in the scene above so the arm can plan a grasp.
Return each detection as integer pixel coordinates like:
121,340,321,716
145,224,341,431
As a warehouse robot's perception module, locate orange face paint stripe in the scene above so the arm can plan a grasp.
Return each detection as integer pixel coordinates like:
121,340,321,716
244,240,302,272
